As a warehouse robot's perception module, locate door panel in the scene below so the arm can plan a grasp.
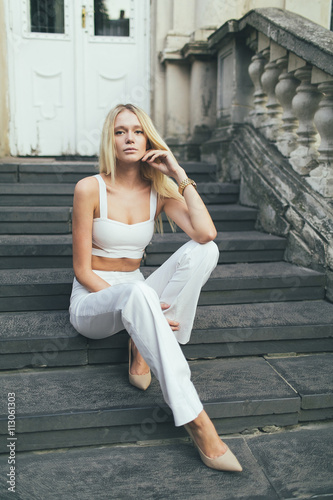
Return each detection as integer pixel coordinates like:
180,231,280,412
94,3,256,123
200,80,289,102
76,0,150,155
5,0,150,156
7,0,76,155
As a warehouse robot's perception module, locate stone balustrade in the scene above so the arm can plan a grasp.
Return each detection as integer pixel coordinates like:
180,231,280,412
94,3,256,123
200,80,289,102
208,8,333,199
201,8,333,300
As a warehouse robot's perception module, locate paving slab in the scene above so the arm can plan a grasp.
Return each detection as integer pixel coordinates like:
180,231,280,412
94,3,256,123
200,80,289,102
2,300,333,370
1,262,324,312
147,231,287,253
0,358,299,444
246,424,333,499
267,354,333,410
0,437,278,500
0,231,287,268
5,161,216,184
0,424,332,500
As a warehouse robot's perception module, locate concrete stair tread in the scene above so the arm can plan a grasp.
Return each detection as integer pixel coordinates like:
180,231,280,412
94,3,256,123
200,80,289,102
0,425,331,500
0,181,237,194
207,204,257,219
209,260,323,282
194,300,333,332
0,261,323,288
0,206,71,221
267,354,333,409
0,160,216,170
1,354,331,452
0,300,332,343
0,357,301,424
0,183,75,194
0,231,286,254
0,203,254,219
0,161,217,184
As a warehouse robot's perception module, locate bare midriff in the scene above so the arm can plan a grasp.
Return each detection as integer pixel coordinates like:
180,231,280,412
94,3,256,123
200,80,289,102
91,253,142,272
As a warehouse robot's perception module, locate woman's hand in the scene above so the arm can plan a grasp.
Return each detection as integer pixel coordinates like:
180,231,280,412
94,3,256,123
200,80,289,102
141,149,186,184
161,302,179,331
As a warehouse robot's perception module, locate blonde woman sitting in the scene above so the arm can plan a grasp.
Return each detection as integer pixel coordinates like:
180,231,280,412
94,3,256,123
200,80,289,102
69,104,242,472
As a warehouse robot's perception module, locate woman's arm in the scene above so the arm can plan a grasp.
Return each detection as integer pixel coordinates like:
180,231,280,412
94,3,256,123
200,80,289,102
72,177,111,292
142,150,217,243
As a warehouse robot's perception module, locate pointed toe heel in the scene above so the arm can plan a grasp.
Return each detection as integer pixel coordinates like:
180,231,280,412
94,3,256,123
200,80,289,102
128,339,151,391
184,425,242,472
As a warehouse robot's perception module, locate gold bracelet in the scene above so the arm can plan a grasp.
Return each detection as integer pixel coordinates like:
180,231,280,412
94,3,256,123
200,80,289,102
178,178,197,196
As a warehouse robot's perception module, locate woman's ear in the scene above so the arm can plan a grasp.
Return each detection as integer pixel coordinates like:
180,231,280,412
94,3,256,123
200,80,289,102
146,140,151,150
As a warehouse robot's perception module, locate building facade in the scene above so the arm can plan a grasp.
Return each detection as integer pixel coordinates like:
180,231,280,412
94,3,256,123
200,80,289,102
0,0,332,157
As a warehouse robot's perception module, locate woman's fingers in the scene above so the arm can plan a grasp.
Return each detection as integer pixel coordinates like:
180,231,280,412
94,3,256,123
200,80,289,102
142,150,168,163
167,319,180,331
160,303,179,330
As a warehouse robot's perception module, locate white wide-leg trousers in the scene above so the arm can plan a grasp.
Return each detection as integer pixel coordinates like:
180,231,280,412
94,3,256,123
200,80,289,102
69,240,219,427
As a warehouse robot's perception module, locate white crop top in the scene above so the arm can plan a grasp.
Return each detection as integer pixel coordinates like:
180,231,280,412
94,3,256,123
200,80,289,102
91,174,157,259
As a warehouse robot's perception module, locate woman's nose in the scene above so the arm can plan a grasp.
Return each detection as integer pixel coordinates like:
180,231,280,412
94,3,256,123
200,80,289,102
126,132,134,143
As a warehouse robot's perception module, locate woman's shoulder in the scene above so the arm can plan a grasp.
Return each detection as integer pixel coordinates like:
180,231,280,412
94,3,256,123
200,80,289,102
74,175,99,194
73,175,100,205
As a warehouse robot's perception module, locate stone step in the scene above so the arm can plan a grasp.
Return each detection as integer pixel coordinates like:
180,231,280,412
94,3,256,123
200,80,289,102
0,204,257,234
146,231,286,266
0,424,331,500
0,182,239,206
0,207,72,234
0,231,287,269
0,299,332,370
0,354,331,453
0,261,324,312
0,161,217,183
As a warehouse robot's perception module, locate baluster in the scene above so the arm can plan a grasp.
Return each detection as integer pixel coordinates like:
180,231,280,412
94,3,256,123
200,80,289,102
248,51,267,128
260,59,283,140
275,57,300,156
307,81,333,197
289,65,322,175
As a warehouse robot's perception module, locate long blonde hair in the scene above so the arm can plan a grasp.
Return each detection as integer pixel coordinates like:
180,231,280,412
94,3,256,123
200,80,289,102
99,103,183,232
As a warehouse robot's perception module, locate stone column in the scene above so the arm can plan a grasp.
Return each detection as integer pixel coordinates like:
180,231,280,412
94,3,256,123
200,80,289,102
307,70,333,198
164,62,190,143
289,65,322,175
189,58,216,143
275,57,300,156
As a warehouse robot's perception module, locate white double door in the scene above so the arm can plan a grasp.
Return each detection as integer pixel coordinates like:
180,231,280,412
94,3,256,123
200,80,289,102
5,0,150,156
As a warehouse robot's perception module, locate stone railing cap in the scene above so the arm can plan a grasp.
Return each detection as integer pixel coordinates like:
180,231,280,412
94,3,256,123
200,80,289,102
209,8,333,77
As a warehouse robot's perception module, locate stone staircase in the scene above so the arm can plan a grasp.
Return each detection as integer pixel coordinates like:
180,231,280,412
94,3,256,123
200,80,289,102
0,159,332,457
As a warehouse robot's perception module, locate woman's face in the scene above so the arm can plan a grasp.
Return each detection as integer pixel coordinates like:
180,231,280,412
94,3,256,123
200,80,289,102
114,109,148,164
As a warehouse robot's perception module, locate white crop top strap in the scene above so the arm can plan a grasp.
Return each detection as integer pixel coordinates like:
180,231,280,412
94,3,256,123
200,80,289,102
94,174,108,219
94,173,157,220
149,180,157,220
91,174,157,260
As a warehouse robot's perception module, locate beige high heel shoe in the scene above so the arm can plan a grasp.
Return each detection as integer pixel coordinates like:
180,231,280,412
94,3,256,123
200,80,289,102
184,424,242,472
128,338,151,391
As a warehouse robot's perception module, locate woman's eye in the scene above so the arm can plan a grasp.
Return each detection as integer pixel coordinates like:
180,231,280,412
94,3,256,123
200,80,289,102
115,131,124,135
135,130,144,134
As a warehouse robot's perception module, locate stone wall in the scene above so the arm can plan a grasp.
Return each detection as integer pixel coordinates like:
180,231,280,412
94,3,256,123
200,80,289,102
231,125,333,301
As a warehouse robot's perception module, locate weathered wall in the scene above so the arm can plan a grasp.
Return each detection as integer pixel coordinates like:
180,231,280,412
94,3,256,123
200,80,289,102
0,0,9,158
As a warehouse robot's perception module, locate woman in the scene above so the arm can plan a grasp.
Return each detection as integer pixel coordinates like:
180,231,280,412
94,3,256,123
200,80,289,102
69,104,242,472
